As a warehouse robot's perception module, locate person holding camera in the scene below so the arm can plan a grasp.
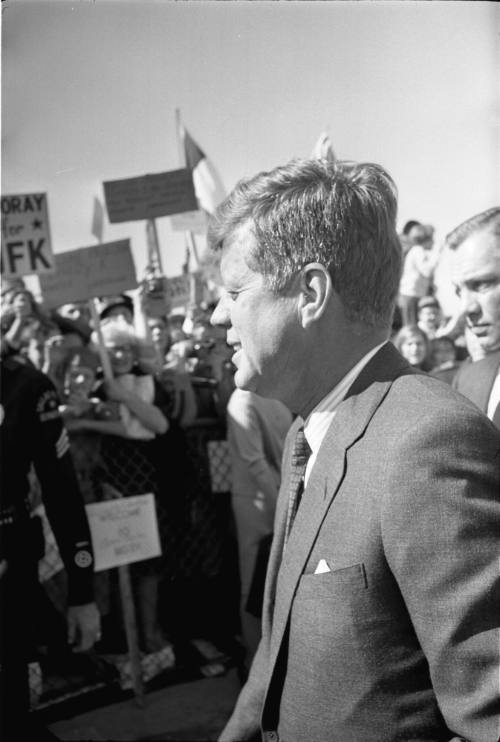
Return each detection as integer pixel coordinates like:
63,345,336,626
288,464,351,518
0,281,51,365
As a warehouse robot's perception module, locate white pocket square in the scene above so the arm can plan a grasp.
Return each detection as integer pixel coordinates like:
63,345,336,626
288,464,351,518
314,558,331,574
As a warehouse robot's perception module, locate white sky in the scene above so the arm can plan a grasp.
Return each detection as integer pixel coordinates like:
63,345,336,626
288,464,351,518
2,0,499,312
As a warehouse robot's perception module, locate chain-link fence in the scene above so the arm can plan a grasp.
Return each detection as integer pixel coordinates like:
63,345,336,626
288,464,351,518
26,420,240,716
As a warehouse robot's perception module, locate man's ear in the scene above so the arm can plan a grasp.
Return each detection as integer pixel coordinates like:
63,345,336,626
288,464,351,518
297,263,332,327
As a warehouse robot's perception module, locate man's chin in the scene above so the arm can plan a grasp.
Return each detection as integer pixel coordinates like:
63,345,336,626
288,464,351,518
233,369,257,393
479,338,500,355
234,370,273,398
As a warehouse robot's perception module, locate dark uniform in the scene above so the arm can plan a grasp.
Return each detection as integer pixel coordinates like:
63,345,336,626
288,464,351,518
0,358,95,740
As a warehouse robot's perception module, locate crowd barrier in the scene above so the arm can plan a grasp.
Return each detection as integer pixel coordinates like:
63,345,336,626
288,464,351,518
27,419,240,718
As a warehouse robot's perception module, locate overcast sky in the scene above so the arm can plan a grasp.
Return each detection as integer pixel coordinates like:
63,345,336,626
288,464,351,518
2,0,498,310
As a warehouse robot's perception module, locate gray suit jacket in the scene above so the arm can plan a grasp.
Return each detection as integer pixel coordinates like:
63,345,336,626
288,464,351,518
453,350,500,421
222,343,500,742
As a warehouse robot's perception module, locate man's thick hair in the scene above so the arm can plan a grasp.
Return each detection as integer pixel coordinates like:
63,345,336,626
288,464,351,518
207,158,402,327
446,207,500,250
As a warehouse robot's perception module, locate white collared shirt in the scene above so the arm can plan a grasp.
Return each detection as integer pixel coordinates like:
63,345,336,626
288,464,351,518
486,368,500,421
303,342,387,485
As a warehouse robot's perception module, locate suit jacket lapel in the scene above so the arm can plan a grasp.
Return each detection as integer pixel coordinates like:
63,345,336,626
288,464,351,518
467,352,500,412
454,350,500,412
266,342,412,671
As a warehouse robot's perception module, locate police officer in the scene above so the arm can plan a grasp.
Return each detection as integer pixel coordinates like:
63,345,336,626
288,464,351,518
0,356,100,741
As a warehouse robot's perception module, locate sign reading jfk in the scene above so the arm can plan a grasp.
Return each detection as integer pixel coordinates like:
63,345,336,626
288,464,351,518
1,167,197,281
1,193,55,277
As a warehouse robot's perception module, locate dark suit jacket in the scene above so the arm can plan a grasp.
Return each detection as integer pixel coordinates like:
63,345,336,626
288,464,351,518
221,343,500,742
452,350,500,418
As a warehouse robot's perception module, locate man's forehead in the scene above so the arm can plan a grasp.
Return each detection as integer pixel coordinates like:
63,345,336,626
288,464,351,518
220,222,258,278
452,229,500,278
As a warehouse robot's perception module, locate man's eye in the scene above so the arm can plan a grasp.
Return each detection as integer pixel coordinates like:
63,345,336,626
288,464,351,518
476,280,496,292
227,291,239,301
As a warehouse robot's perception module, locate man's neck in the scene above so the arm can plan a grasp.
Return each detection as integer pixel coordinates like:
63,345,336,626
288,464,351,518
294,331,389,419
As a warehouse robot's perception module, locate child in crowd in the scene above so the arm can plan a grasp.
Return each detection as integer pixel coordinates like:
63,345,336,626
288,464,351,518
416,296,443,340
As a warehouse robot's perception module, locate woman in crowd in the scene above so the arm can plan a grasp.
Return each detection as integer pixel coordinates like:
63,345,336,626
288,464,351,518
41,312,92,395
0,281,53,364
65,318,174,653
148,315,198,428
393,324,432,371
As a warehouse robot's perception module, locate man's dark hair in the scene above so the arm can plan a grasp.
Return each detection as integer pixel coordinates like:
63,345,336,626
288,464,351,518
446,207,500,250
208,158,402,328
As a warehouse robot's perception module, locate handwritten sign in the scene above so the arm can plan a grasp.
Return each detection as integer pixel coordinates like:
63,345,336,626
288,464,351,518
170,209,208,235
39,239,136,307
103,169,197,223
166,274,191,308
85,494,161,572
1,193,54,277
164,272,207,309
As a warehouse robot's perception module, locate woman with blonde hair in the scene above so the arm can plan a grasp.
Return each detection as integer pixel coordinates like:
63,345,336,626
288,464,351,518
66,317,181,655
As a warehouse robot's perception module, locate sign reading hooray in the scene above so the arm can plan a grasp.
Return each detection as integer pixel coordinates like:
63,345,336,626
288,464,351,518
85,494,161,572
1,193,55,277
103,168,197,223
39,239,136,307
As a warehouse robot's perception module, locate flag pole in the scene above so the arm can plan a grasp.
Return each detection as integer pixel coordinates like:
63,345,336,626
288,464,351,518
90,210,113,379
147,218,164,274
175,108,184,166
175,109,201,271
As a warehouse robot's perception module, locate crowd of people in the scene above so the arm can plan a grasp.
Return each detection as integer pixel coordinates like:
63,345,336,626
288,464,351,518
1,158,499,742
0,278,244,740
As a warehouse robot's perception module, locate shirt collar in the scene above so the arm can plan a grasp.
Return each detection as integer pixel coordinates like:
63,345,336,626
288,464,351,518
303,341,387,462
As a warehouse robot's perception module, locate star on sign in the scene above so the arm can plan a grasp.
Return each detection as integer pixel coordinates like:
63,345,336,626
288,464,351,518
32,219,43,229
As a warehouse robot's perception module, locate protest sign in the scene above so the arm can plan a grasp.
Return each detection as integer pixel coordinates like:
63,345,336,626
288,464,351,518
164,272,208,310
166,274,191,308
103,168,197,223
170,209,208,235
1,193,54,277
85,494,161,572
39,239,136,307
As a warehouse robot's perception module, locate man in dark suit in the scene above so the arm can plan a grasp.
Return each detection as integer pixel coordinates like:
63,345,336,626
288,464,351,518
448,208,500,429
209,159,500,742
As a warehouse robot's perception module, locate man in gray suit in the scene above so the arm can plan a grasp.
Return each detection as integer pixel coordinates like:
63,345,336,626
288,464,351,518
449,208,500,429
209,159,500,742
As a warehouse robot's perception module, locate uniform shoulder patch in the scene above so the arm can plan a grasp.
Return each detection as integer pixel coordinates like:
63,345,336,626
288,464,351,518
36,389,61,422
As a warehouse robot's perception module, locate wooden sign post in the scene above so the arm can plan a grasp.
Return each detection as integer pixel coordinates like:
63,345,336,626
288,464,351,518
86,493,163,707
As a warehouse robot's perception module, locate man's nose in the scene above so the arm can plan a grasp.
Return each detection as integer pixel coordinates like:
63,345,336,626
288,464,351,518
210,298,229,327
460,289,481,319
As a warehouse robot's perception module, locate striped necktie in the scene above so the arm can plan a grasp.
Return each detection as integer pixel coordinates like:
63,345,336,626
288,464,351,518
283,427,311,549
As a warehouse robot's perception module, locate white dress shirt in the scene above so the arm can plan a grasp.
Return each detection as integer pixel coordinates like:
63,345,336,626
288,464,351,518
486,367,500,421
